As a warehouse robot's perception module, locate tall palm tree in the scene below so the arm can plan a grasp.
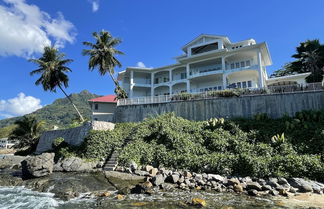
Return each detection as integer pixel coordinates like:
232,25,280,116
10,115,45,148
82,30,127,99
29,46,84,122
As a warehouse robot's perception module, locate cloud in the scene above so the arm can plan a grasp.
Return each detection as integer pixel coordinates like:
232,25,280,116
136,62,146,68
0,93,42,118
88,0,100,12
0,0,76,58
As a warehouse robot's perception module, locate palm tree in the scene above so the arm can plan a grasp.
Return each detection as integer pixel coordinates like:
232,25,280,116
29,46,84,122
287,39,324,82
82,30,127,99
9,115,45,148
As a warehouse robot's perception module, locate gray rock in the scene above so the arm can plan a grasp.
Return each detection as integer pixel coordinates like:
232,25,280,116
178,176,184,183
266,180,280,188
60,157,96,172
262,185,272,191
289,187,297,193
228,178,240,186
288,178,313,193
169,174,180,184
134,170,149,176
194,174,203,181
149,168,158,177
144,165,153,172
278,177,288,185
0,155,26,169
241,177,252,183
152,174,164,186
246,182,262,191
129,161,137,171
21,153,54,178
183,171,192,178
208,174,224,182
270,189,279,196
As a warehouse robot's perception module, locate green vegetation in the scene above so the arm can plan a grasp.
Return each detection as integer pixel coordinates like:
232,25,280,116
0,90,100,134
29,46,85,122
82,30,127,99
271,39,324,82
56,111,324,181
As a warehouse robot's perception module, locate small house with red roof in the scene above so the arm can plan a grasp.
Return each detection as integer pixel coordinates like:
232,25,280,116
88,95,117,122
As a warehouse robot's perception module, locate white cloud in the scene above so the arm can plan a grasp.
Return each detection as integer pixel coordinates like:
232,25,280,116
0,93,42,118
136,61,146,68
0,0,76,58
88,0,100,12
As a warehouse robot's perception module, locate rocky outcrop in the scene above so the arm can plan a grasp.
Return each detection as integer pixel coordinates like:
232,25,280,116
0,155,26,169
54,157,97,172
21,153,54,178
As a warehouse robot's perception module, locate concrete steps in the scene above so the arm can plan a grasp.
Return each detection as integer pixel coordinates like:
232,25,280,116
103,150,118,171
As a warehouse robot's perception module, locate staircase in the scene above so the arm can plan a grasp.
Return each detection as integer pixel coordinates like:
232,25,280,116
103,150,118,171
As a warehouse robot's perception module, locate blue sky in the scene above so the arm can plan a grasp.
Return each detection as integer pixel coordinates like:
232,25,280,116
0,0,324,119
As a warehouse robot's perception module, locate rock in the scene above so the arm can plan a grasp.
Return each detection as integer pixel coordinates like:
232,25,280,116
279,189,288,196
183,171,192,178
289,187,297,193
269,189,279,196
191,198,206,207
247,189,258,196
116,194,124,200
194,174,203,181
278,177,288,185
178,176,184,183
152,174,164,186
233,184,243,193
313,187,322,194
99,192,111,197
129,161,137,171
131,182,153,194
228,178,240,186
241,177,252,183
208,174,224,182
246,182,262,191
262,185,272,191
104,171,145,181
92,121,115,131
149,168,158,177
170,174,180,184
134,170,149,176
21,153,54,178
288,178,313,193
60,157,96,172
197,179,206,186
0,155,26,169
266,180,280,188
144,165,153,172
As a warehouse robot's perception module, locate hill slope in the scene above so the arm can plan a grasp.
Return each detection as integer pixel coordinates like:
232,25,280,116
0,90,101,131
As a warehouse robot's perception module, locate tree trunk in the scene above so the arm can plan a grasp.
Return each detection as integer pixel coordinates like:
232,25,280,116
58,84,85,122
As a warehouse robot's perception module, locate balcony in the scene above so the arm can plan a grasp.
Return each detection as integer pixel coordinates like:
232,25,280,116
133,78,151,88
189,64,223,79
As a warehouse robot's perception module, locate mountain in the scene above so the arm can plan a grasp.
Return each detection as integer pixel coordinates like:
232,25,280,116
0,90,101,132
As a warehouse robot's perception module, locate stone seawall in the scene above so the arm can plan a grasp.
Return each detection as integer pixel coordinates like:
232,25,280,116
114,91,324,123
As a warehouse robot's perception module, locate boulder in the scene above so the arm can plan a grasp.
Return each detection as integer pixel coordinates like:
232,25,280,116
246,182,262,191
233,184,243,193
183,171,192,178
288,178,313,193
129,161,137,171
170,174,180,184
0,155,26,169
278,177,288,185
144,165,153,172
208,174,224,182
134,170,149,176
152,174,164,186
247,189,258,196
228,178,240,186
131,182,153,194
21,153,54,178
59,157,96,172
261,185,272,191
149,168,158,177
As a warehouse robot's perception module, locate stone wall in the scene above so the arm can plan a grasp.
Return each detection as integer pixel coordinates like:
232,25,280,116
114,91,324,123
36,121,115,154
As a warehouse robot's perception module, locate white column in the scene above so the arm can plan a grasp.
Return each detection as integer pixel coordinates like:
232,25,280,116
169,85,172,95
257,49,264,88
222,73,227,90
130,70,134,98
186,63,190,78
187,80,190,93
222,56,226,70
151,73,154,96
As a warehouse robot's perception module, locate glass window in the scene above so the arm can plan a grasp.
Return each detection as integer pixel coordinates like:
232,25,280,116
246,60,251,66
237,82,241,88
248,81,252,87
242,81,247,88
94,104,98,110
231,63,235,69
218,86,222,90
241,61,245,67
235,63,240,68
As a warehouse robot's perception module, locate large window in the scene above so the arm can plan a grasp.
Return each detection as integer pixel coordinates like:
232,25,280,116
191,42,219,55
94,104,98,110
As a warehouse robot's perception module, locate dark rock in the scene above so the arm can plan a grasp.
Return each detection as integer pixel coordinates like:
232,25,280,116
248,189,258,196
262,185,272,191
131,182,153,194
21,153,54,178
246,182,262,191
269,189,279,196
279,189,288,196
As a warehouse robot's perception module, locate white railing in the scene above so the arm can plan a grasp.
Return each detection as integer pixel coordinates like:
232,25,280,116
117,82,324,106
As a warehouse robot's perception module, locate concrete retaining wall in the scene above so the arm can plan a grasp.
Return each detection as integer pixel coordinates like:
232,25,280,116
114,91,324,123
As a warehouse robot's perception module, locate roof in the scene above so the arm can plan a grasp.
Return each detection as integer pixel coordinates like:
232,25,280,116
182,34,231,52
88,95,117,103
267,72,311,81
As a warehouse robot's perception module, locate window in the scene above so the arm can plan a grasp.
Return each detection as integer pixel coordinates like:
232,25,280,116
242,81,247,88
246,60,251,66
94,118,98,121
235,63,240,68
241,61,245,67
155,78,159,84
248,81,252,88
218,86,222,90
230,63,235,69
94,104,98,110
237,82,241,88
180,73,186,79
191,42,219,55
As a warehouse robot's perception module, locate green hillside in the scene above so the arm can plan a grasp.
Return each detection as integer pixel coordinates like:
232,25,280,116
0,90,101,133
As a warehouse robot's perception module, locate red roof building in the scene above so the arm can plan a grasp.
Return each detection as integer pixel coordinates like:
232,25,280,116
88,95,117,103
88,95,117,122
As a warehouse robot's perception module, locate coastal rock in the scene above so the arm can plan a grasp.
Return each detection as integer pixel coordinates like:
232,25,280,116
129,161,137,171
0,155,26,169
152,174,164,186
149,168,158,177
183,171,192,178
144,165,153,172
134,170,149,176
233,184,243,193
278,177,288,185
246,182,262,191
208,174,224,182
21,153,54,178
59,157,96,172
228,178,240,186
131,182,153,194
247,189,258,196
288,178,313,193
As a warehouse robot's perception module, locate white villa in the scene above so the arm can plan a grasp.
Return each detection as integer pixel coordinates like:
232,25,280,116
117,34,310,98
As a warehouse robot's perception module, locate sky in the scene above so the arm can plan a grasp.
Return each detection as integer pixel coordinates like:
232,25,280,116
0,0,324,119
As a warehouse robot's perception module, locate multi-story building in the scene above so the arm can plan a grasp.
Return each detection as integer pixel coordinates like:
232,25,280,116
118,34,273,98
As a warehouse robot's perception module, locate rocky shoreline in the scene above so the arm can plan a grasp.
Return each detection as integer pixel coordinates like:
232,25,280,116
1,153,324,208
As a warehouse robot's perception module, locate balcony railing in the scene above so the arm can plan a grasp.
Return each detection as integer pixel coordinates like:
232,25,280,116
189,64,222,78
117,82,324,106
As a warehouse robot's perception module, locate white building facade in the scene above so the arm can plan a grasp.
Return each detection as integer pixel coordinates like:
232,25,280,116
118,35,272,98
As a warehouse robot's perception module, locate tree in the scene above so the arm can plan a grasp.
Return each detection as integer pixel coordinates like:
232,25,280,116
9,115,45,149
286,39,324,83
29,46,84,122
82,30,128,99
